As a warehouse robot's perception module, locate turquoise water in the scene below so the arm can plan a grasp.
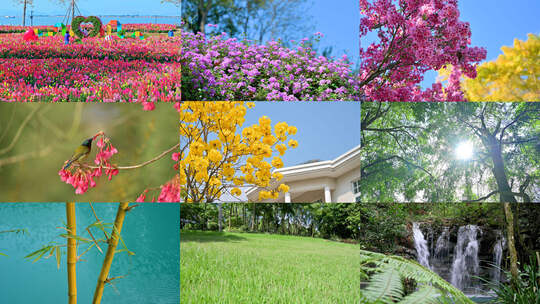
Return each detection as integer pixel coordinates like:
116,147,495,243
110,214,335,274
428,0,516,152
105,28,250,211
0,203,179,303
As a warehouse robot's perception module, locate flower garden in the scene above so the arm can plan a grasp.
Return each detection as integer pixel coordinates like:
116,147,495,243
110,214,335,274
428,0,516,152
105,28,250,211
0,22,181,107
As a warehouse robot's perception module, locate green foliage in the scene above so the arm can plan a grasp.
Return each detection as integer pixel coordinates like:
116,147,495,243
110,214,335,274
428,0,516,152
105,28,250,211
361,102,540,203
485,255,540,304
71,16,102,38
181,203,362,241
360,250,474,304
181,0,313,45
24,215,134,267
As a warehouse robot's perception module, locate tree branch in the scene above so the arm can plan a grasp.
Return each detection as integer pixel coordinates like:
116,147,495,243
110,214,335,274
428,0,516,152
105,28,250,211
87,143,179,170
0,105,40,155
0,146,53,167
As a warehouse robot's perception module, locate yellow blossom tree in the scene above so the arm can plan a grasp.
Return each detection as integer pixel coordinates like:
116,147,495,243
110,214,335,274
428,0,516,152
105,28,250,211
439,33,539,101
179,101,298,202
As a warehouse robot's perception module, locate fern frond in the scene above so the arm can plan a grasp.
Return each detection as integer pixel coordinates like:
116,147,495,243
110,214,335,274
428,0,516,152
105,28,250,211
398,285,439,304
360,249,474,304
363,266,403,304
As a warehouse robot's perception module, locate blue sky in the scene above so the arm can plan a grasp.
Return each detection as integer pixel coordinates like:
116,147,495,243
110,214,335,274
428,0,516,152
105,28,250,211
243,102,360,167
0,0,180,16
421,0,540,87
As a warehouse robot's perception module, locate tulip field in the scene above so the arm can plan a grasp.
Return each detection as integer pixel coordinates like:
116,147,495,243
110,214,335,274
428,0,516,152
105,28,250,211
0,25,181,107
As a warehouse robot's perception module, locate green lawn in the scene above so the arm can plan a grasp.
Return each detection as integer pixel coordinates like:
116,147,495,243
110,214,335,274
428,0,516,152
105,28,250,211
180,231,360,304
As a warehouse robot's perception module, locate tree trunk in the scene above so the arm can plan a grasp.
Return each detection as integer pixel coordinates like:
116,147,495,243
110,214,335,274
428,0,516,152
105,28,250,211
218,203,222,232
487,136,517,203
243,204,246,227
66,202,77,304
251,204,256,231
228,205,232,230
22,0,27,26
197,0,211,34
503,202,519,284
92,202,130,304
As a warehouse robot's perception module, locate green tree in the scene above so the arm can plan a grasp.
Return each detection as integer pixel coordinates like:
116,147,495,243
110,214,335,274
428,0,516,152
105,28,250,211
181,0,312,44
360,102,539,203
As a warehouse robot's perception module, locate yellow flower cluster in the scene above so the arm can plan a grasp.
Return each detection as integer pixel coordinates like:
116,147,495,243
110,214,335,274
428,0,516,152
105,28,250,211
438,34,539,101
179,101,298,202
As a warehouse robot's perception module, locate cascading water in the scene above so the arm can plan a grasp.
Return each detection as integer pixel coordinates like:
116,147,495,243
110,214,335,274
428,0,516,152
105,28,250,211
491,230,506,284
412,222,431,269
434,227,450,259
450,225,481,292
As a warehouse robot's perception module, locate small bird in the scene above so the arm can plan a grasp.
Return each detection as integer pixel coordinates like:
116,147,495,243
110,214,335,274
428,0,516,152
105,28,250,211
63,137,94,170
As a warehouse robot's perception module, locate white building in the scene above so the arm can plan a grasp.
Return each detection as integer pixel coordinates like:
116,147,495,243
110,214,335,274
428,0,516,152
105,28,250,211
246,145,360,203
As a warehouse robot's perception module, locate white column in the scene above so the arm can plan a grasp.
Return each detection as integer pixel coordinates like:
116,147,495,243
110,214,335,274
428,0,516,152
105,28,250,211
284,192,291,203
324,186,332,203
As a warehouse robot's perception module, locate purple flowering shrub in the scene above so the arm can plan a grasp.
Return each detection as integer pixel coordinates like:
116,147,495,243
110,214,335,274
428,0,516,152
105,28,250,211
181,31,361,101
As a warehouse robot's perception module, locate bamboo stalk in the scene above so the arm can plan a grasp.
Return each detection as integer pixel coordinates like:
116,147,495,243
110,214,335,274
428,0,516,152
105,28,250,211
92,202,130,304
66,202,77,304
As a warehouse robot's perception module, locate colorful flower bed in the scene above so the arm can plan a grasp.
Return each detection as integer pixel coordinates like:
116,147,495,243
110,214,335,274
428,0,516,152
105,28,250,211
0,25,57,33
0,35,180,61
0,34,181,104
0,58,181,102
0,23,177,34
122,23,177,33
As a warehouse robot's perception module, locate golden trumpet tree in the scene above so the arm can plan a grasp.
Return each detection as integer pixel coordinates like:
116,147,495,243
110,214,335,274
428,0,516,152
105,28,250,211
179,102,298,202
439,33,539,101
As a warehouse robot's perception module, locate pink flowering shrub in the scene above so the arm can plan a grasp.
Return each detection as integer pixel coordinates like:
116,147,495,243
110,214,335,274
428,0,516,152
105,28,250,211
58,132,118,195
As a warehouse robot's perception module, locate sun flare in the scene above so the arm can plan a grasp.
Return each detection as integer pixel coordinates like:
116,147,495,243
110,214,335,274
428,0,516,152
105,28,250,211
455,141,474,160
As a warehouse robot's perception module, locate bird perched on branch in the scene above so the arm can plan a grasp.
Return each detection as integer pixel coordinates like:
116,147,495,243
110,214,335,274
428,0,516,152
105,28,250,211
63,137,94,170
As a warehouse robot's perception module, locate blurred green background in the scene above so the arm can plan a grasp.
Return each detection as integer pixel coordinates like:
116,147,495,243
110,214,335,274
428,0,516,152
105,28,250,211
0,103,179,202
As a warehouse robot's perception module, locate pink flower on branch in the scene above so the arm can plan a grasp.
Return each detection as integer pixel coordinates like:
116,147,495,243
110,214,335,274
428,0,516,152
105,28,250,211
58,130,180,197
358,0,487,101
58,131,119,195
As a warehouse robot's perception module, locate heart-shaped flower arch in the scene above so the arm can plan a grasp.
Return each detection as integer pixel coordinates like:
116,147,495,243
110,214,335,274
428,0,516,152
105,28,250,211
71,15,102,39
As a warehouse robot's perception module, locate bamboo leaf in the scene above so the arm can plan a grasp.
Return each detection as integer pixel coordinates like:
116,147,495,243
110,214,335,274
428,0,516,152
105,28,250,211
0,252,7,257
0,228,28,235
114,248,135,256
32,247,50,263
46,246,55,259
25,245,51,260
59,233,91,243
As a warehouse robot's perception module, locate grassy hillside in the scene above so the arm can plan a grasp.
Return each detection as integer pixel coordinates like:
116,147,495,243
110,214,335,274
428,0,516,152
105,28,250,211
181,231,360,304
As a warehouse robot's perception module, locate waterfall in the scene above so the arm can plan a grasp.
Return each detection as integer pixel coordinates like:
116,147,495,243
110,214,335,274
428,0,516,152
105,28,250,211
434,227,450,259
451,225,481,291
412,222,431,269
491,230,506,284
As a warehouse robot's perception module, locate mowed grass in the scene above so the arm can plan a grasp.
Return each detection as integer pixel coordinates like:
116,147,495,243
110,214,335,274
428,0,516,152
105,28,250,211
180,231,360,304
